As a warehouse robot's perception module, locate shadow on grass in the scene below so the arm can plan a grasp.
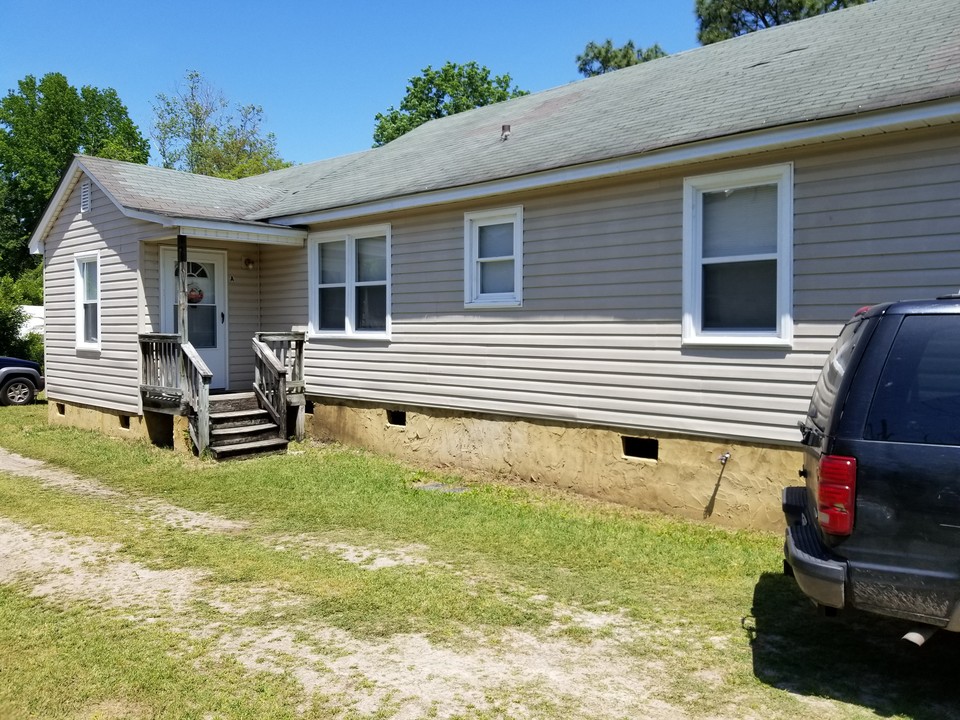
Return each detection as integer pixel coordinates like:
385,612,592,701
748,572,960,718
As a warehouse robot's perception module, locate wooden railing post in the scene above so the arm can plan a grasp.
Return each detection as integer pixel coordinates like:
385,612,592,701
179,341,213,454
253,332,305,441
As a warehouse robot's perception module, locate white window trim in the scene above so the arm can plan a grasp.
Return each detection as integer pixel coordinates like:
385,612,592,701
74,250,101,351
464,206,523,309
682,163,793,348
307,224,391,340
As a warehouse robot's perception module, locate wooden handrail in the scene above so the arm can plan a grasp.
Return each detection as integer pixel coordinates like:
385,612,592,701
252,338,287,431
254,332,304,392
139,334,212,454
180,342,212,453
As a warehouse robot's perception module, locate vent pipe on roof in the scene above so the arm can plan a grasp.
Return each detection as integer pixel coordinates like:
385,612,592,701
501,124,511,141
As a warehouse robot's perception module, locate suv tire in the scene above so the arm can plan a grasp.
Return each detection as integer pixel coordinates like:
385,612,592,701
1,378,36,406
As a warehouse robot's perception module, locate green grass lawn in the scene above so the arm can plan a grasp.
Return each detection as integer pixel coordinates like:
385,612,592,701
0,403,958,719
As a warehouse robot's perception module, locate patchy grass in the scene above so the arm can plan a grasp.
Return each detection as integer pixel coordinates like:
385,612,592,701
1,403,959,719
0,587,308,719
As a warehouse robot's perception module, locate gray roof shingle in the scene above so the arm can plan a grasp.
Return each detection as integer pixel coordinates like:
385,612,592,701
252,0,959,219
77,155,286,226
78,0,960,226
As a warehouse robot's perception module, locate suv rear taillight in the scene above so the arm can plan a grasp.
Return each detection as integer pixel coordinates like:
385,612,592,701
818,455,857,536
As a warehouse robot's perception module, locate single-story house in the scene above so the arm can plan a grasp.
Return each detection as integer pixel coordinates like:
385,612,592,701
28,0,960,529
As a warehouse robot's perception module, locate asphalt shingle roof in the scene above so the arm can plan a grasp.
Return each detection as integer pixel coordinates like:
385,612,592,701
251,0,959,219
78,0,960,226
77,155,286,226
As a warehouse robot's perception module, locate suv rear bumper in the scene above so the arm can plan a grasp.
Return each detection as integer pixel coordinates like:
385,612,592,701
783,487,846,609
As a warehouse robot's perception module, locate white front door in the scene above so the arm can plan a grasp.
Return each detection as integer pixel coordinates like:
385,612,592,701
160,248,228,389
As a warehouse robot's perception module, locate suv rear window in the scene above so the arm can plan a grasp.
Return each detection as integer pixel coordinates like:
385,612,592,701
864,315,960,445
808,317,865,432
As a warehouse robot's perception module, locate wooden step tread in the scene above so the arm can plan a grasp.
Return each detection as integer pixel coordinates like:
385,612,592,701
208,437,288,460
210,409,270,420
209,392,256,401
211,422,278,437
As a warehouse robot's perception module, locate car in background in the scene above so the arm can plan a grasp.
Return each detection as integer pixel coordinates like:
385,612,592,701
785,297,960,645
0,356,44,406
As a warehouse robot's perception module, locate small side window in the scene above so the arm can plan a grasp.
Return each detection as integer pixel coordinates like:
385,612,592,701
75,252,100,349
464,206,523,308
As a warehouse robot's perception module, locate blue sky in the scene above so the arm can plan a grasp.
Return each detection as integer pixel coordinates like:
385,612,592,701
1,1,699,165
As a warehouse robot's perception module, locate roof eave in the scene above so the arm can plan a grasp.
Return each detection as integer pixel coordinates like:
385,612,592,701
265,97,960,228
28,158,307,254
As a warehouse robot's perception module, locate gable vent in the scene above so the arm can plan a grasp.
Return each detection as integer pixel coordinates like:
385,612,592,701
80,180,91,214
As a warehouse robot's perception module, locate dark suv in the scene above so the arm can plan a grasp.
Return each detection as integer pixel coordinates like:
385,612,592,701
785,297,960,643
0,356,44,406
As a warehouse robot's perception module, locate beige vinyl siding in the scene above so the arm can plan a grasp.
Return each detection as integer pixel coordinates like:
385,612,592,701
260,244,307,331
141,240,261,391
44,177,146,413
301,126,960,445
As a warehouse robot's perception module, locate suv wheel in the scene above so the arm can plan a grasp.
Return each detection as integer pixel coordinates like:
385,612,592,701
1,378,36,406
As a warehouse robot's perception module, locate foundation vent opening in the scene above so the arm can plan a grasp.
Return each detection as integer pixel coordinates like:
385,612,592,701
55,403,65,416
304,399,315,414
119,415,131,430
622,436,658,461
386,409,407,427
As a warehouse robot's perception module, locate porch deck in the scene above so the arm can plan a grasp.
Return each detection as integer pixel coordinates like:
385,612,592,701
139,332,305,458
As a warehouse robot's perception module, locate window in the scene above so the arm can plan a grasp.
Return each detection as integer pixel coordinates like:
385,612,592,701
864,315,960,446
464,206,523,308
75,252,100,348
308,225,390,337
682,164,792,346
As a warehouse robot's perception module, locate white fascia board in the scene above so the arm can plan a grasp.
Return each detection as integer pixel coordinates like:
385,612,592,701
177,221,306,246
28,158,84,254
121,211,306,244
123,211,305,245
269,99,960,227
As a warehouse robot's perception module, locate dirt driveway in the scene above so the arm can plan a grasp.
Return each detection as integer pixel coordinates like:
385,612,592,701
0,448,702,719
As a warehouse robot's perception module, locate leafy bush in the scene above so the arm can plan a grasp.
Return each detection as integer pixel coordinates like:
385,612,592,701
0,275,43,365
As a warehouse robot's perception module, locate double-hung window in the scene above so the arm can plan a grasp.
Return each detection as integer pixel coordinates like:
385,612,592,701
75,251,100,349
682,164,793,346
309,225,390,337
464,206,523,308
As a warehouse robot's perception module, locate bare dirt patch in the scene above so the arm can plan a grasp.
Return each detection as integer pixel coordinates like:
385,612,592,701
269,533,430,570
0,448,249,533
0,516,689,719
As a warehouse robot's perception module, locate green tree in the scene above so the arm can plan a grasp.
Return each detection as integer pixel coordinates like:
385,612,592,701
0,73,149,279
696,0,871,44
576,40,667,77
152,71,290,179
0,274,42,365
373,61,528,146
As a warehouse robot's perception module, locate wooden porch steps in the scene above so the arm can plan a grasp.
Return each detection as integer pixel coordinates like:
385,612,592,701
206,392,288,461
